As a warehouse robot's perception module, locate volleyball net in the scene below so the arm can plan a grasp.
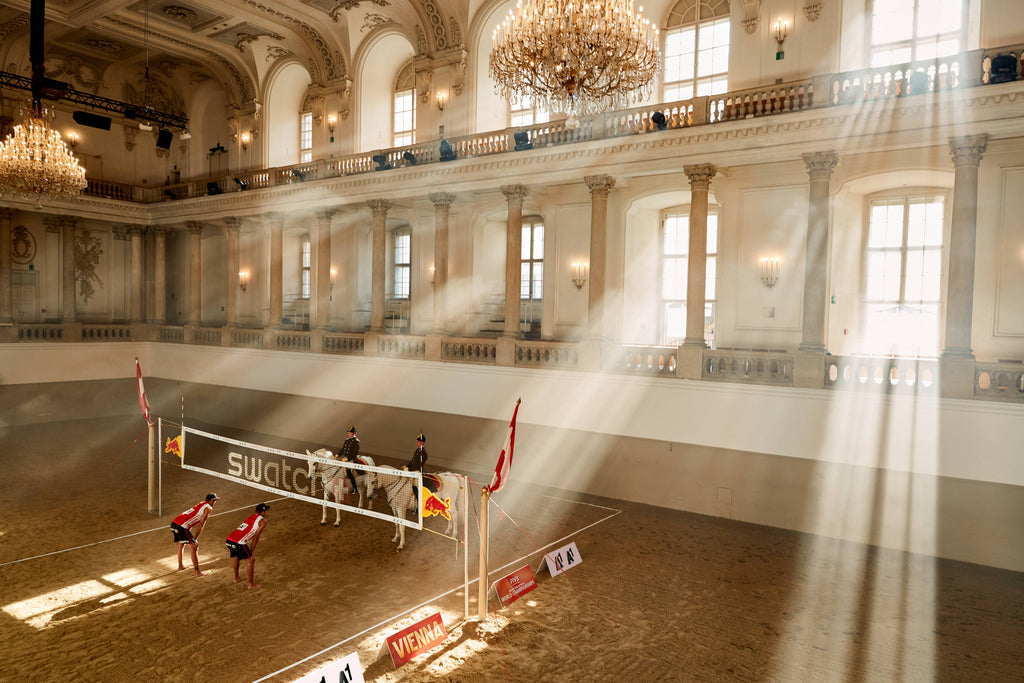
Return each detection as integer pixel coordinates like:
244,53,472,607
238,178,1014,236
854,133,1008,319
162,420,421,530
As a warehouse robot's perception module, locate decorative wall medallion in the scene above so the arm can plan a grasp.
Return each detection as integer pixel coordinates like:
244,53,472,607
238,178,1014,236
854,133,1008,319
361,14,396,32
74,230,104,304
11,226,36,264
88,39,124,54
164,6,198,22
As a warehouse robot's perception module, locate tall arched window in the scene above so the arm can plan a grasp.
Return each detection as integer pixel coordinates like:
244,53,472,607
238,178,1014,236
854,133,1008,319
663,0,730,102
393,63,416,146
862,192,946,357
870,0,965,67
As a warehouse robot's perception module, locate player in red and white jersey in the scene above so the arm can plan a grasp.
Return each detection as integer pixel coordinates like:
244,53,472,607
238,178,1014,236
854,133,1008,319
225,503,269,589
169,492,220,576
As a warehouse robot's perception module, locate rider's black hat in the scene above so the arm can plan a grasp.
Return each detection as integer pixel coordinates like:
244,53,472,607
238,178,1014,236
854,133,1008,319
416,432,425,443
347,425,356,433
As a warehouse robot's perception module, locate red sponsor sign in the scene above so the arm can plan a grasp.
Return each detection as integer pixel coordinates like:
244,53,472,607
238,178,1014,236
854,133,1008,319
494,564,537,606
385,612,448,668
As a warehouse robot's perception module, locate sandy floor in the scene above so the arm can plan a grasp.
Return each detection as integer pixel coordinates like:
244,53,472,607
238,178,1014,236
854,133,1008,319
0,415,1021,682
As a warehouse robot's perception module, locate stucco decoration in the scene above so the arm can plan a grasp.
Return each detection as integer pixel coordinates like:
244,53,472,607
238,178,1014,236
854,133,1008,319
123,125,137,152
75,230,104,304
163,6,198,22
235,31,285,54
241,0,347,80
361,14,397,32
266,45,291,62
739,0,760,34
11,226,36,265
48,55,105,92
338,78,353,120
416,66,432,104
452,46,467,96
804,2,823,22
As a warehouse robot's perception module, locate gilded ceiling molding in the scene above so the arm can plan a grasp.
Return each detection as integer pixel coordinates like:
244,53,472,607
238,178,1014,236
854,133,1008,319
240,0,347,80
414,0,449,52
235,31,285,54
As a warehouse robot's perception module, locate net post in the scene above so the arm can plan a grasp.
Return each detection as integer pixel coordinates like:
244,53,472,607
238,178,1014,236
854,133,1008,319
464,476,469,620
478,486,490,620
157,418,163,517
147,420,157,514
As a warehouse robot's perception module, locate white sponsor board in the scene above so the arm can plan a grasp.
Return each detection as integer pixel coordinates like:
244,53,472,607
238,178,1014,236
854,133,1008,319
292,652,363,683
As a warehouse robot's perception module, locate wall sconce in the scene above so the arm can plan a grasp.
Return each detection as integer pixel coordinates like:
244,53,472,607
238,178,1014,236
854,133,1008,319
66,131,79,149
238,270,249,292
327,114,336,134
774,19,788,59
759,257,780,288
571,262,588,289
240,131,251,150
429,265,436,286
435,91,448,112
329,267,336,292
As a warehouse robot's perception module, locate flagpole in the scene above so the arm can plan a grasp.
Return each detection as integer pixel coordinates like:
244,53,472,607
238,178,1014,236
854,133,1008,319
478,486,489,621
147,419,156,514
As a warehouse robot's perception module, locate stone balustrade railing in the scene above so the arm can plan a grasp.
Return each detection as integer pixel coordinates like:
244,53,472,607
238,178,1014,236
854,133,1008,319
78,44,1023,206
4,322,1022,403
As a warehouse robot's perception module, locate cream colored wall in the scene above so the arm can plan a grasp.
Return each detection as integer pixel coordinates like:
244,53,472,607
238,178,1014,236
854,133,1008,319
2,343,1021,571
355,33,415,153
265,62,311,168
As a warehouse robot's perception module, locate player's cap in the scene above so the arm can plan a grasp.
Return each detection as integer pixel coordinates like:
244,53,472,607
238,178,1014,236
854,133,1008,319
206,493,220,502
347,425,356,433
256,503,270,513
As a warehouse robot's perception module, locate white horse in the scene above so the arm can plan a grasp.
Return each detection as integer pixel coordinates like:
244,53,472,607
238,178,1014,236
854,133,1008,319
306,448,375,526
364,467,464,551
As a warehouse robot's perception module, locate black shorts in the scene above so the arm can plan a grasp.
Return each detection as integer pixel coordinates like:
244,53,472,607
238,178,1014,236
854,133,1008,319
226,540,253,559
171,523,196,544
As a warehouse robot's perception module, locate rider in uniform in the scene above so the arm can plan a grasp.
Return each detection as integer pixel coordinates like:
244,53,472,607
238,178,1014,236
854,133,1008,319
338,425,360,494
405,432,428,504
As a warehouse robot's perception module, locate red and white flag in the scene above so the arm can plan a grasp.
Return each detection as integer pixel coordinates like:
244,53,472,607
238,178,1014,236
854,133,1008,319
489,398,520,494
135,357,151,424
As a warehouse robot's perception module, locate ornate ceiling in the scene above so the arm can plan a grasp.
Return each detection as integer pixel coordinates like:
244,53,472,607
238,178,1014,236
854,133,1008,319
0,0,466,110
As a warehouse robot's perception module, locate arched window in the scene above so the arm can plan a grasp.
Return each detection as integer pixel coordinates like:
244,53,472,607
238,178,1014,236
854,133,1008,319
869,0,965,67
661,208,717,347
393,63,416,146
862,192,946,357
393,228,411,300
663,0,730,102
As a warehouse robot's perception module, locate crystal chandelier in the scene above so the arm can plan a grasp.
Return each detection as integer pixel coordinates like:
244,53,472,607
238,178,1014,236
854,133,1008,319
0,0,87,204
0,102,87,203
489,0,661,123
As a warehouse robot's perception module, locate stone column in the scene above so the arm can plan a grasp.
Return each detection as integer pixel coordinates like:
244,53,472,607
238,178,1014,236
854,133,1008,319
314,208,334,331
0,209,14,325
584,175,615,340
683,164,716,348
187,220,203,325
942,135,987,359
61,217,77,323
430,193,454,334
224,218,241,327
940,135,987,399
368,200,390,332
501,185,527,338
130,225,145,322
267,212,284,328
799,152,838,353
154,227,167,325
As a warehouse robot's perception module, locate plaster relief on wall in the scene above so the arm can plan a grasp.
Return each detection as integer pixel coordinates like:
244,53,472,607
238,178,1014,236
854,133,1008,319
11,226,36,265
75,230,104,304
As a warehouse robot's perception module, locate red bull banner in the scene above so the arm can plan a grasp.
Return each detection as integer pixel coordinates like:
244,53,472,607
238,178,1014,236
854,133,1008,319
385,612,448,668
165,435,183,458
494,564,537,606
421,488,451,521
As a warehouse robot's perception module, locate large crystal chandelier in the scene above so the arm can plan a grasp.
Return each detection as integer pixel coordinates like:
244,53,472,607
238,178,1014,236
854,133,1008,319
0,103,87,203
0,0,87,204
489,0,661,123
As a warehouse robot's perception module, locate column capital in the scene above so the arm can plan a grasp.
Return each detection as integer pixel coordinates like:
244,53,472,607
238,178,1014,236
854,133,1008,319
129,224,146,236
45,215,77,230
683,164,717,189
429,192,455,210
367,199,391,216
315,207,336,222
264,211,285,225
152,225,169,236
949,134,988,168
0,208,16,223
186,220,204,235
223,216,242,231
802,152,839,181
585,175,616,198
501,184,528,205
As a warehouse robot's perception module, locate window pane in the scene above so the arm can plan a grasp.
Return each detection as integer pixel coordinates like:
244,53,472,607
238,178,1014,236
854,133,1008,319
869,201,905,248
533,224,544,259
532,262,543,299
395,233,410,265
521,226,531,260
706,215,718,253
705,256,716,300
395,265,409,299
663,214,688,255
872,0,914,45
664,302,685,344
907,197,944,246
918,0,962,37
866,251,902,301
521,263,531,299
663,256,687,299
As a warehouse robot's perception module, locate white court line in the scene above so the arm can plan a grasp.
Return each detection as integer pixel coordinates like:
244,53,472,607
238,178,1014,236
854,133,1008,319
251,502,622,683
0,497,291,569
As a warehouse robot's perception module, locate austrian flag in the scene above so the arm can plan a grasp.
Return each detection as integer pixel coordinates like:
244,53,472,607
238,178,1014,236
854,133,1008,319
488,398,520,494
135,357,151,424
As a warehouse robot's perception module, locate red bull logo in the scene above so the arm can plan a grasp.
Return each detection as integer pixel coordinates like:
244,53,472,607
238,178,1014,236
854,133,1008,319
165,435,183,458
421,489,451,521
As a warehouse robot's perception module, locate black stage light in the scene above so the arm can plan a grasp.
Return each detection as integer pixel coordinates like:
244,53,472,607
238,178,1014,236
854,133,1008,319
207,181,222,195
372,154,391,171
234,178,249,190
439,139,456,162
651,111,667,130
292,170,306,181
73,111,112,130
403,151,417,165
156,129,173,149
513,130,532,151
